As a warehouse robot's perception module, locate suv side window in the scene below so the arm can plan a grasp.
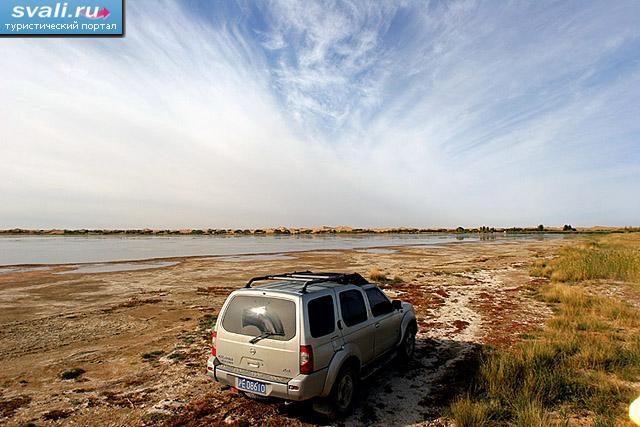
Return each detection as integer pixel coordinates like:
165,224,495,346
365,287,394,317
308,295,335,338
339,290,368,327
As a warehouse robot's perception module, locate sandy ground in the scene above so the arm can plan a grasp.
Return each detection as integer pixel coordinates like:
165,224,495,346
0,238,570,426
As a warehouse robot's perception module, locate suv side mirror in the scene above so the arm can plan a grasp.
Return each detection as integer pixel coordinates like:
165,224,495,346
392,300,402,310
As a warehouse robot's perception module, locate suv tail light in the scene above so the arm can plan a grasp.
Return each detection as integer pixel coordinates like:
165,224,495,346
211,330,217,356
300,345,313,374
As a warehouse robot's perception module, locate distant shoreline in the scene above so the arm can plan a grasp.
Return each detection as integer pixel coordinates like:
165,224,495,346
1,226,638,236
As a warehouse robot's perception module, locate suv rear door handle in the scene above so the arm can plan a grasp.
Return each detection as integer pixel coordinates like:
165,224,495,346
375,322,381,329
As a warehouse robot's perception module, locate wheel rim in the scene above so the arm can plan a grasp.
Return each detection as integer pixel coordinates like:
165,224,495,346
405,331,415,356
336,373,354,410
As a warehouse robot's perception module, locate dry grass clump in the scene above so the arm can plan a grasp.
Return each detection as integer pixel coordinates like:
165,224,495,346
449,396,490,426
368,267,388,282
451,234,640,426
368,268,403,285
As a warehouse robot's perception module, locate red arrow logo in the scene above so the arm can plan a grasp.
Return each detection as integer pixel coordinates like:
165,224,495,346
96,7,110,19
87,7,110,19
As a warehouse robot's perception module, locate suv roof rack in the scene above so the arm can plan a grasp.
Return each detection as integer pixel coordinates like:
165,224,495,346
244,271,369,293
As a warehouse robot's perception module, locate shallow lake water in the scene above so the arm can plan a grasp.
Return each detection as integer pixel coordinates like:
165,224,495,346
55,261,179,274
356,248,398,254
0,233,561,266
216,254,296,262
0,266,51,274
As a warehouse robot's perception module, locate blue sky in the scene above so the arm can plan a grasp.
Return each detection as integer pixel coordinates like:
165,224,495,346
1,0,639,228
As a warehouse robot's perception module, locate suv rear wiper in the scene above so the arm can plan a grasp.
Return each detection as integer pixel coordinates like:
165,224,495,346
249,331,284,344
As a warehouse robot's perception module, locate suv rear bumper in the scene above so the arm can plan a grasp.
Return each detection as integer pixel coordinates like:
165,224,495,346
207,356,327,401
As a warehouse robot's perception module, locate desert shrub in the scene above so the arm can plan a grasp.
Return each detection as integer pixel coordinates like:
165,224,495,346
60,368,85,380
43,409,72,420
142,351,164,361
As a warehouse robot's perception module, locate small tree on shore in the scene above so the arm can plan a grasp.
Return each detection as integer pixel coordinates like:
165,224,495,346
537,224,544,231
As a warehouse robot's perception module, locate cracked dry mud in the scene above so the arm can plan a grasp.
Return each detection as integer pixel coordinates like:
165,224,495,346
0,237,569,426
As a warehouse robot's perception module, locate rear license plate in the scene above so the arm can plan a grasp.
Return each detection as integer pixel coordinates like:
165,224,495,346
236,377,267,395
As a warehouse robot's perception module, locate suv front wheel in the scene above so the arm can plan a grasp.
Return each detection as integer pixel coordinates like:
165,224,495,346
397,324,416,362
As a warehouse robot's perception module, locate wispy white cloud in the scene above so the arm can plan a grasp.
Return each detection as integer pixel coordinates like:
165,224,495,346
0,0,639,228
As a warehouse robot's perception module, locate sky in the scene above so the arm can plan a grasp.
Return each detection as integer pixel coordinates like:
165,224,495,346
1,0,639,229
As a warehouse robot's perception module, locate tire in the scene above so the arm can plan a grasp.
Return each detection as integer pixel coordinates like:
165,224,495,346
314,365,358,420
397,324,417,363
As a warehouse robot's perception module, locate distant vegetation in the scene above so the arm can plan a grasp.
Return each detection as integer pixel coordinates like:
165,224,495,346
450,233,640,426
2,226,637,236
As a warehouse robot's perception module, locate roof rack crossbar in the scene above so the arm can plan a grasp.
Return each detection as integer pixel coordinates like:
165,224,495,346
244,270,313,288
244,271,369,292
300,277,339,293
289,274,341,280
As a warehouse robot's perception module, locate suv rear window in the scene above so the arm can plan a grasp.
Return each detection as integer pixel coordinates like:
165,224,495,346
339,290,368,327
308,295,335,338
222,295,296,341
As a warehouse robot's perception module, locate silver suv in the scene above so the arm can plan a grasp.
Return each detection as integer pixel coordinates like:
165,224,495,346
206,271,417,417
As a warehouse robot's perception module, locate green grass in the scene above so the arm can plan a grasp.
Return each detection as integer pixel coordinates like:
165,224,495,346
449,396,490,426
531,236,640,284
450,234,640,426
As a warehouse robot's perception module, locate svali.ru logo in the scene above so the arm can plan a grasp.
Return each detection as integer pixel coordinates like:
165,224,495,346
0,0,122,36
12,2,110,20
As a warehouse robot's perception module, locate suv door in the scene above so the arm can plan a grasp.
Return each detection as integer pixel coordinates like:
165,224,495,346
365,287,402,357
306,293,342,372
337,288,375,365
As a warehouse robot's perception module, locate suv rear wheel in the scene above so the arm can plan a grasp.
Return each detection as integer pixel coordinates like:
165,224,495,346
332,365,357,414
314,364,358,419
